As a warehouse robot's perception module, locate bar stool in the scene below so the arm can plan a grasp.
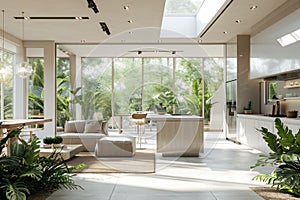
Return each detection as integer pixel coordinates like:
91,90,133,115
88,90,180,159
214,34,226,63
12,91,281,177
131,113,147,149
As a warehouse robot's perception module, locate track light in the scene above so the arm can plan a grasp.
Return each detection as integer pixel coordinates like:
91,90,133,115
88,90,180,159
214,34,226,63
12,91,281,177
138,51,142,54
99,22,111,35
87,0,99,13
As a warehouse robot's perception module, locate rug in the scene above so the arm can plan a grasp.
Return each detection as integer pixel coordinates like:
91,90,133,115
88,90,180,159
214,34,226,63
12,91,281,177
67,150,155,173
251,187,300,200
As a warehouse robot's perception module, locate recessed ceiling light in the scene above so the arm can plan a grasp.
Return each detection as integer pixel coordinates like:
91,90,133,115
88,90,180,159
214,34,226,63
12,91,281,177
123,5,129,10
75,16,83,20
80,39,86,43
128,20,133,23
223,31,228,34
129,31,133,34
250,5,258,10
121,39,126,43
235,19,241,24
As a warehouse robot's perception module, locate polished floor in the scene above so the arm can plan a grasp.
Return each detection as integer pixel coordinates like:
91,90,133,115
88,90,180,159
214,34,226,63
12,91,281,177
48,131,273,200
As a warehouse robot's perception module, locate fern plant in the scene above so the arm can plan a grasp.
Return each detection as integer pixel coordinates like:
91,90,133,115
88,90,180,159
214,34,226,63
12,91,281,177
252,118,300,197
0,127,85,199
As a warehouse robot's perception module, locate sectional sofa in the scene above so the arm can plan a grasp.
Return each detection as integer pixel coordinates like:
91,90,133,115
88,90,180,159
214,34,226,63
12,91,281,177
60,120,108,151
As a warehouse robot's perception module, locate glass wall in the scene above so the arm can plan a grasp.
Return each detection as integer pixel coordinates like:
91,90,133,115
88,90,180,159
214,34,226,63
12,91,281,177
81,58,112,120
0,50,14,119
144,58,173,113
56,57,70,127
28,57,44,119
55,44,225,131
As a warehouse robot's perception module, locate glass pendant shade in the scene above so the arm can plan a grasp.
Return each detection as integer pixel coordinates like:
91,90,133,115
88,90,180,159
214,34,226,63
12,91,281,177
16,61,32,78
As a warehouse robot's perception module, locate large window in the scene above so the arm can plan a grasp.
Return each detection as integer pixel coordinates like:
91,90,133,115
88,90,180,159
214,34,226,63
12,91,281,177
144,58,173,113
81,58,112,120
28,57,44,119
55,44,225,130
114,58,142,114
0,50,14,119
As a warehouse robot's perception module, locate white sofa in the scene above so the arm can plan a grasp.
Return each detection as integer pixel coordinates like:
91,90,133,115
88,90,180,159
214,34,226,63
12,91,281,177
60,120,108,151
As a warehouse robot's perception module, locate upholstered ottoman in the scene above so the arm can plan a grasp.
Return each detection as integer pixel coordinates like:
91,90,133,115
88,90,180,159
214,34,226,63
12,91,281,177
95,136,136,157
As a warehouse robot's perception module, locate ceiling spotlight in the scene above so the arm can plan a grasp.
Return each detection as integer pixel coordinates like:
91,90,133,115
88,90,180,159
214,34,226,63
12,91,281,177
123,6,129,10
99,22,111,35
223,31,228,34
128,20,133,23
235,19,241,24
138,51,142,54
172,51,176,54
250,5,258,10
87,0,99,14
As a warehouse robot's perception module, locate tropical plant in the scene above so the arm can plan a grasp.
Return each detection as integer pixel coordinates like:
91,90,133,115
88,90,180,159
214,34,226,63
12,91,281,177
251,118,300,197
56,72,72,127
0,127,84,199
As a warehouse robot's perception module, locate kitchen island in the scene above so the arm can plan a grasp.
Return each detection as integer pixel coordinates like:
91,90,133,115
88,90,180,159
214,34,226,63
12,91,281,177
149,114,204,157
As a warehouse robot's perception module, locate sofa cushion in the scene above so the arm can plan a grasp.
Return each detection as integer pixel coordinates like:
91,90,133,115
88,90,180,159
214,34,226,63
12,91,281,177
84,120,102,133
61,133,106,139
64,120,86,133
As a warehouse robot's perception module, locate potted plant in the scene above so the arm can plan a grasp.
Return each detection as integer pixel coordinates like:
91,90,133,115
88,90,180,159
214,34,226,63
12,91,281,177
243,100,252,114
43,136,63,148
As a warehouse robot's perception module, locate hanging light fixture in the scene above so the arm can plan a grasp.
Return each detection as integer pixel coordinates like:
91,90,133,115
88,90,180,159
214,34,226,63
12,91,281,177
16,11,32,79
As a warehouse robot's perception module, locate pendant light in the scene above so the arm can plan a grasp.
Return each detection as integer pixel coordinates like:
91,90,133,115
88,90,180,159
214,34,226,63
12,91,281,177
16,11,32,78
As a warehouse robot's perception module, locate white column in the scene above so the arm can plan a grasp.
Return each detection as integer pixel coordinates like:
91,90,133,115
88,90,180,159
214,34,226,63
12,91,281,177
43,42,56,137
13,46,27,119
24,41,56,137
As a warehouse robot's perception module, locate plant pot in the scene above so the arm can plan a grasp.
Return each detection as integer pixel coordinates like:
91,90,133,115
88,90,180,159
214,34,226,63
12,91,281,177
43,144,52,148
244,110,252,114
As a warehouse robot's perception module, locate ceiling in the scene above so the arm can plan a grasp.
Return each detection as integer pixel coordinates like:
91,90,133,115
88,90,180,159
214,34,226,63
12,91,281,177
0,0,296,57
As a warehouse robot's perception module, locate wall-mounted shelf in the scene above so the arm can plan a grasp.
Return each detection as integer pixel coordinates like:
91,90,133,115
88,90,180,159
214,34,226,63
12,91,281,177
284,96,300,100
284,78,300,88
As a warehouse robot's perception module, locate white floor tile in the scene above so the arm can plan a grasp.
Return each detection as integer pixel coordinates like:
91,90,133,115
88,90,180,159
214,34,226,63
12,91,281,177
47,131,272,200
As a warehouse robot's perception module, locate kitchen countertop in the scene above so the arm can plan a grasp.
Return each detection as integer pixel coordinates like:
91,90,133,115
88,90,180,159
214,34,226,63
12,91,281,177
237,114,300,124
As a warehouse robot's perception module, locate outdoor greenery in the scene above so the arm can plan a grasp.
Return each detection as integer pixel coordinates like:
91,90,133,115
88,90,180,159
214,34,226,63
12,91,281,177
251,118,300,197
0,127,84,200
24,56,223,128
28,58,44,115
1,51,14,119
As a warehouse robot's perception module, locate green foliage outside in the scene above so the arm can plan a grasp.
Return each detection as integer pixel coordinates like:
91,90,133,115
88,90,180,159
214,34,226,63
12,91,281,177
251,118,300,197
269,81,278,99
1,51,14,119
0,127,85,200
26,56,223,126
177,59,216,121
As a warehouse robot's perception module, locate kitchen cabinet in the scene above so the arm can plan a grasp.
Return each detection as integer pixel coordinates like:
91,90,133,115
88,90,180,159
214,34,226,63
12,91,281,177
237,114,275,153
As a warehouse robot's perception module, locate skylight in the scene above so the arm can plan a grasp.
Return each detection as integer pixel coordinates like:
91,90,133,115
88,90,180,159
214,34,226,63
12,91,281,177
161,0,227,38
164,0,204,14
277,28,300,47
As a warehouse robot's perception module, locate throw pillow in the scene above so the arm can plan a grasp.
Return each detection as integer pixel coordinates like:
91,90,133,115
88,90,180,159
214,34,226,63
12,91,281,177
84,120,102,133
64,120,86,133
